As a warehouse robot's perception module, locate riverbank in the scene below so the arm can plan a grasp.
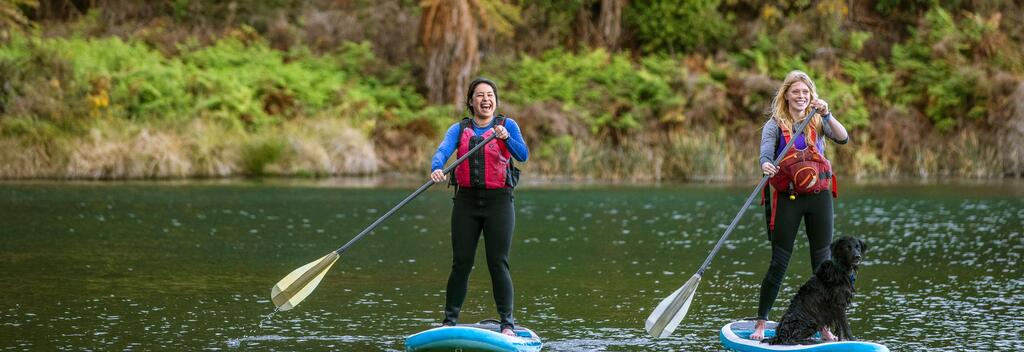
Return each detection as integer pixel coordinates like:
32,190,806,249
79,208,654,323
1,113,1018,180
2,4,1022,180
4,173,1022,191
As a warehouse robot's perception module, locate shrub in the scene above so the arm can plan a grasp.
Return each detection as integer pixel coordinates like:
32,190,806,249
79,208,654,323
889,6,994,132
0,31,427,132
625,0,733,54
240,135,286,176
496,48,676,142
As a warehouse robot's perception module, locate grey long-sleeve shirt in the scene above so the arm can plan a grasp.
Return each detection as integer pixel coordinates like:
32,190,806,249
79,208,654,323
758,115,849,167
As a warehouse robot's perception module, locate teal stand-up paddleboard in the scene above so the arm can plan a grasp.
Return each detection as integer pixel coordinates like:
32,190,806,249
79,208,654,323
720,321,889,352
405,320,542,352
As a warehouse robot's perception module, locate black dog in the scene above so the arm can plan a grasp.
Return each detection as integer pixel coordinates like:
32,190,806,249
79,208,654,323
765,236,866,345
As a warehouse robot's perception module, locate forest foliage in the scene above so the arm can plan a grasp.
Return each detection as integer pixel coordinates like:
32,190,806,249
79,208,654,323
0,0,1021,180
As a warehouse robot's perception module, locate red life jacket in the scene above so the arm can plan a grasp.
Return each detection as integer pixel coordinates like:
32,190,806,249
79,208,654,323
764,124,839,231
769,126,835,195
454,116,516,189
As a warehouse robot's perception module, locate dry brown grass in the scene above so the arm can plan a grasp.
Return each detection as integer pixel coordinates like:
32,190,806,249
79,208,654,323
0,117,380,179
512,126,749,183
0,107,1014,181
268,119,379,176
63,121,191,179
0,139,59,178
996,79,1024,177
181,119,242,177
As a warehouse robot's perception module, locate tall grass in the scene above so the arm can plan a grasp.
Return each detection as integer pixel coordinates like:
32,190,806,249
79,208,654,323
0,118,377,179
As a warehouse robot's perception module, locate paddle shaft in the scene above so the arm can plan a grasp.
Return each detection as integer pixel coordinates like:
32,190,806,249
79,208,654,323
695,108,818,276
333,133,499,255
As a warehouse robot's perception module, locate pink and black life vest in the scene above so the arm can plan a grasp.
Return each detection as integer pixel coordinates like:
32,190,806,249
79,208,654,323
453,116,518,189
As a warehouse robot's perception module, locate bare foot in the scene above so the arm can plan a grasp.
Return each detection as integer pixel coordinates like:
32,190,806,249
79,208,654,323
750,319,767,340
501,328,516,337
820,327,837,341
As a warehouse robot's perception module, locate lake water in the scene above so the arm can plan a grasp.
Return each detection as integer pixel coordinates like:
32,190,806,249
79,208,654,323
1,181,1021,351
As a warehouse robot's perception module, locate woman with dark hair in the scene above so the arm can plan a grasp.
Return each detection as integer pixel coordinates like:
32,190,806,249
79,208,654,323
750,70,849,341
429,78,529,336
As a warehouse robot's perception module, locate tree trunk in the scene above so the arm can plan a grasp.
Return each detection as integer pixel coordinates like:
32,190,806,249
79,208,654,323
574,0,624,51
596,0,623,50
421,0,480,110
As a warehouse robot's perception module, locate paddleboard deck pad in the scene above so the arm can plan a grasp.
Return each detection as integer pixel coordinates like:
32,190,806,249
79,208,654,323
406,320,542,352
720,321,889,352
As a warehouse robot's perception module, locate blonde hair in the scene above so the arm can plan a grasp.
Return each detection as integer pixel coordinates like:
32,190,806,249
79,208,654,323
770,70,822,135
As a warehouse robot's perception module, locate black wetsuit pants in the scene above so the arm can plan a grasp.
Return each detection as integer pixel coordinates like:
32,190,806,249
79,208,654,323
757,190,834,320
443,187,515,330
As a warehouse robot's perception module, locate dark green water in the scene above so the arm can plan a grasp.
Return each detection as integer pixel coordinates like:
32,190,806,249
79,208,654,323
1,181,1022,351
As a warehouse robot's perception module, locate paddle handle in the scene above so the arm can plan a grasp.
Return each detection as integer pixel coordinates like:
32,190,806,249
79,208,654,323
334,133,499,254
696,108,817,276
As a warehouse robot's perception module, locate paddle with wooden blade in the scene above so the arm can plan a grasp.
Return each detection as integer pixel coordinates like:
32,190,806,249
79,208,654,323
271,132,500,311
644,108,818,338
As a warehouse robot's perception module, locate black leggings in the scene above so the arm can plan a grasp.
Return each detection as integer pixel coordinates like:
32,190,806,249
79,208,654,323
757,190,834,321
443,188,515,329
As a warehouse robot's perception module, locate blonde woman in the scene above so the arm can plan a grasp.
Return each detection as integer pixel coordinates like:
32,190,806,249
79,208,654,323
751,70,849,341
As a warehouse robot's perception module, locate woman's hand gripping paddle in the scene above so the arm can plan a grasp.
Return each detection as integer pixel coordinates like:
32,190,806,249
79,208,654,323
644,109,818,338
271,133,499,311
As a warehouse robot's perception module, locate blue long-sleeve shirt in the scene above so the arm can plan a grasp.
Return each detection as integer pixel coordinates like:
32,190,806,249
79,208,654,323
431,117,529,171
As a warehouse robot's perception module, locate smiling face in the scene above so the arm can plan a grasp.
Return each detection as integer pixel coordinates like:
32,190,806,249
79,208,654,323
771,70,819,126
786,81,812,113
470,83,496,119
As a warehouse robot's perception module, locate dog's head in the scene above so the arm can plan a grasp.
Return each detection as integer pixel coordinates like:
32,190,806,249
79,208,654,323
830,236,866,271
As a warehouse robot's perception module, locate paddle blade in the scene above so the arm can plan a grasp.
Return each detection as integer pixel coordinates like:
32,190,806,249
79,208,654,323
645,273,701,338
271,252,340,311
